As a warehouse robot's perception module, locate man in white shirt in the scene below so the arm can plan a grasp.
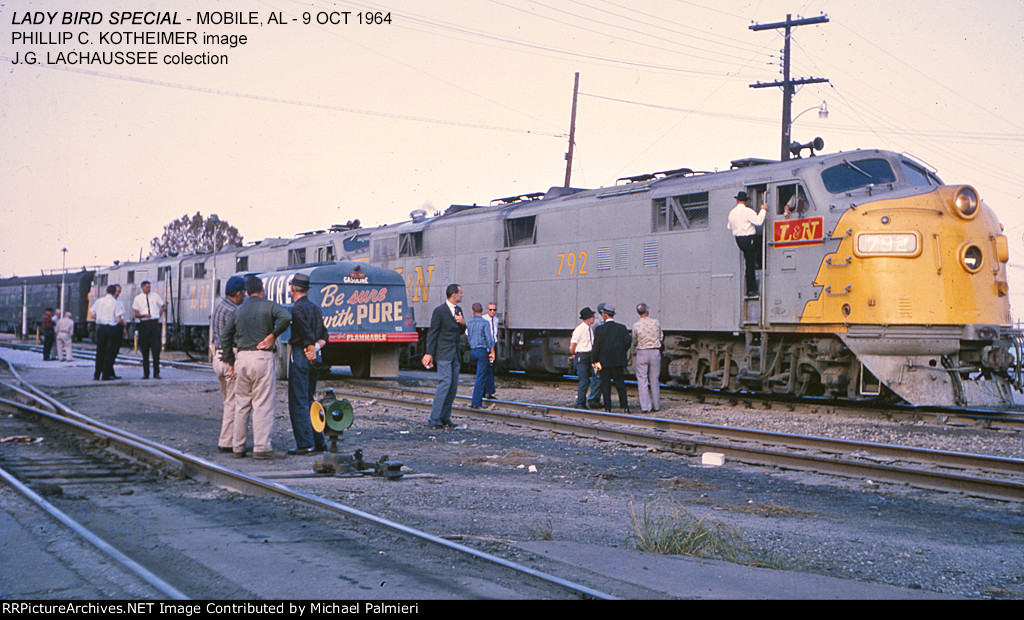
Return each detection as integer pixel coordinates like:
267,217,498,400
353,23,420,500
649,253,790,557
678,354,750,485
726,191,767,296
569,307,596,409
90,284,125,380
484,302,499,399
132,281,165,379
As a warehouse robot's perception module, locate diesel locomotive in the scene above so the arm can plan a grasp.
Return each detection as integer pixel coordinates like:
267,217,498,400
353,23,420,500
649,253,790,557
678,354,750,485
3,147,1016,408
356,148,1020,409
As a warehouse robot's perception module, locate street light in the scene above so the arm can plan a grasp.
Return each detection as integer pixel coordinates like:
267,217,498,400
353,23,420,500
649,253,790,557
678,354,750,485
790,100,828,131
788,101,828,158
60,247,67,318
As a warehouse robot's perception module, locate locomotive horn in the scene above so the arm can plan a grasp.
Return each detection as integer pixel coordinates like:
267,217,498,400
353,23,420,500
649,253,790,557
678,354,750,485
789,137,825,159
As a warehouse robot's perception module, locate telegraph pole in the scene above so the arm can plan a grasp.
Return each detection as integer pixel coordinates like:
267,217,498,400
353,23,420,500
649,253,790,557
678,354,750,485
564,72,579,188
749,14,829,160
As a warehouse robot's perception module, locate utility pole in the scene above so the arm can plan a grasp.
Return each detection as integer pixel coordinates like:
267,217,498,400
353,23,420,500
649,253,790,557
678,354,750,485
749,14,829,160
563,72,579,188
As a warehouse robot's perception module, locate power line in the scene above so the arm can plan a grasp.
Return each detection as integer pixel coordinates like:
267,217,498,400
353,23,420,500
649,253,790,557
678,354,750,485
0,57,566,138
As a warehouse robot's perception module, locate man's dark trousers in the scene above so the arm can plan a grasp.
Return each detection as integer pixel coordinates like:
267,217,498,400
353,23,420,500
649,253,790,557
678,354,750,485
138,320,161,378
288,347,326,450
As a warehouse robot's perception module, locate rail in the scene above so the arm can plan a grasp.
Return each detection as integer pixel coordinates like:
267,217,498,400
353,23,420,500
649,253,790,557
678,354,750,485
335,383,1024,502
0,356,617,600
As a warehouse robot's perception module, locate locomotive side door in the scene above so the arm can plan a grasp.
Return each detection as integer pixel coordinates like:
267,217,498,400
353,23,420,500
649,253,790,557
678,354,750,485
763,180,825,326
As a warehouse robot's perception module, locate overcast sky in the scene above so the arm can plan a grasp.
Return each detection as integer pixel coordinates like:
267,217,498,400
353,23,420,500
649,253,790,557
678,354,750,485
2,0,1023,313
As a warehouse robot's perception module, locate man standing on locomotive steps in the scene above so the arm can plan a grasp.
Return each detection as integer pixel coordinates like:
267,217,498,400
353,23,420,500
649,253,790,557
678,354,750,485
132,280,165,379
422,283,466,429
221,276,291,459
286,272,329,455
727,191,768,296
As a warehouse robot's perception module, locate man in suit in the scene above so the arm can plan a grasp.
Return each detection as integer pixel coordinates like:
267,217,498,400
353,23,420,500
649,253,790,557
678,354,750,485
592,304,631,412
422,283,466,429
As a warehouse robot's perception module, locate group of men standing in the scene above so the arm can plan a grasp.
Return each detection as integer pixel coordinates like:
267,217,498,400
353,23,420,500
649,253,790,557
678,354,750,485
87,281,165,380
213,273,328,459
421,282,664,427
571,302,663,414
422,284,499,428
40,307,75,362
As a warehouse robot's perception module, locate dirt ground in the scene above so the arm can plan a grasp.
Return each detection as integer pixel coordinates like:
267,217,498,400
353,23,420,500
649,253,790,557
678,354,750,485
8,351,1024,599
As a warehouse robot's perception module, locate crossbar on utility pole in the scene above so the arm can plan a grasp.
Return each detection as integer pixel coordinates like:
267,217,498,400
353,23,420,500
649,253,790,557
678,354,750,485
749,14,829,160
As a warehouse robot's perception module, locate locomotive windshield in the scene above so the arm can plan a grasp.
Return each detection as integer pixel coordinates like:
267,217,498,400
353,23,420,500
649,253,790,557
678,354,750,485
821,158,896,193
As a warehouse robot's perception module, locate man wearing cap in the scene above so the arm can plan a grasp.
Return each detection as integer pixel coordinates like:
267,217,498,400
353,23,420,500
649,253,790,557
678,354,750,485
286,272,329,455
212,275,246,454
569,307,596,409
132,281,165,379
422,283,466,429
586,302,607,409
592,304,631,412
727,191,768,296
221,276,291,459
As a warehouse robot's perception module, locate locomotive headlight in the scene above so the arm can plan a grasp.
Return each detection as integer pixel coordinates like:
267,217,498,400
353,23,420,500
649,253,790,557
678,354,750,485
953,186,980,219
854,232,920,256
960,244,984,273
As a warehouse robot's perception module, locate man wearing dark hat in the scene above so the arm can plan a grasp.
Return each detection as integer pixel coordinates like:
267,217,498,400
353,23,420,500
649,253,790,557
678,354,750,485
286,272,328,455
727,190,767,296
212,275,246,453
592,304,631,412
569,307,596,409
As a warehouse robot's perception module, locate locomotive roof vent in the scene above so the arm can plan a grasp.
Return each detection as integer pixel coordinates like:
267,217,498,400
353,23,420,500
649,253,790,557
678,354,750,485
330,220,361,231
543,186,587,200
490,192,545,206
616,167,698,185
443,204,478,216
730,158,776,169
409,209,427,222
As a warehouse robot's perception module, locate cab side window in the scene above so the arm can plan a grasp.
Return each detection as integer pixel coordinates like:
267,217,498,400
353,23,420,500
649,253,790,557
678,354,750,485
777,183,810,218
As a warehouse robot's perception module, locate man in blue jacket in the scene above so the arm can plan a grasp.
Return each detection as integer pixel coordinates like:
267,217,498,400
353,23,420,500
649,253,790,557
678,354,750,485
466,302,496,409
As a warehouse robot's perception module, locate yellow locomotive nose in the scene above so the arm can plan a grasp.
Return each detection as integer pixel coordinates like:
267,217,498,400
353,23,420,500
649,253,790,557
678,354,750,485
804,185,1010,326
800,184,1016,407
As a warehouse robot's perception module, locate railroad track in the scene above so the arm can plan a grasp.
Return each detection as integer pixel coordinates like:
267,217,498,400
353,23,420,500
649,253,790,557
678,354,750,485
0,357,616,600
333,382,1024,503
4,339,1021,433
509,372,1024,433
0,340,210,373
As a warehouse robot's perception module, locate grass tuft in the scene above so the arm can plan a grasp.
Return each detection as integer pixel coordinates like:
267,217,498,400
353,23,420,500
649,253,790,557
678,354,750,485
626,500,794,570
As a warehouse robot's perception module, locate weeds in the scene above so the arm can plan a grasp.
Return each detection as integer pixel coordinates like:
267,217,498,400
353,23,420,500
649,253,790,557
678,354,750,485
626,500,793,570
523,517,554,541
